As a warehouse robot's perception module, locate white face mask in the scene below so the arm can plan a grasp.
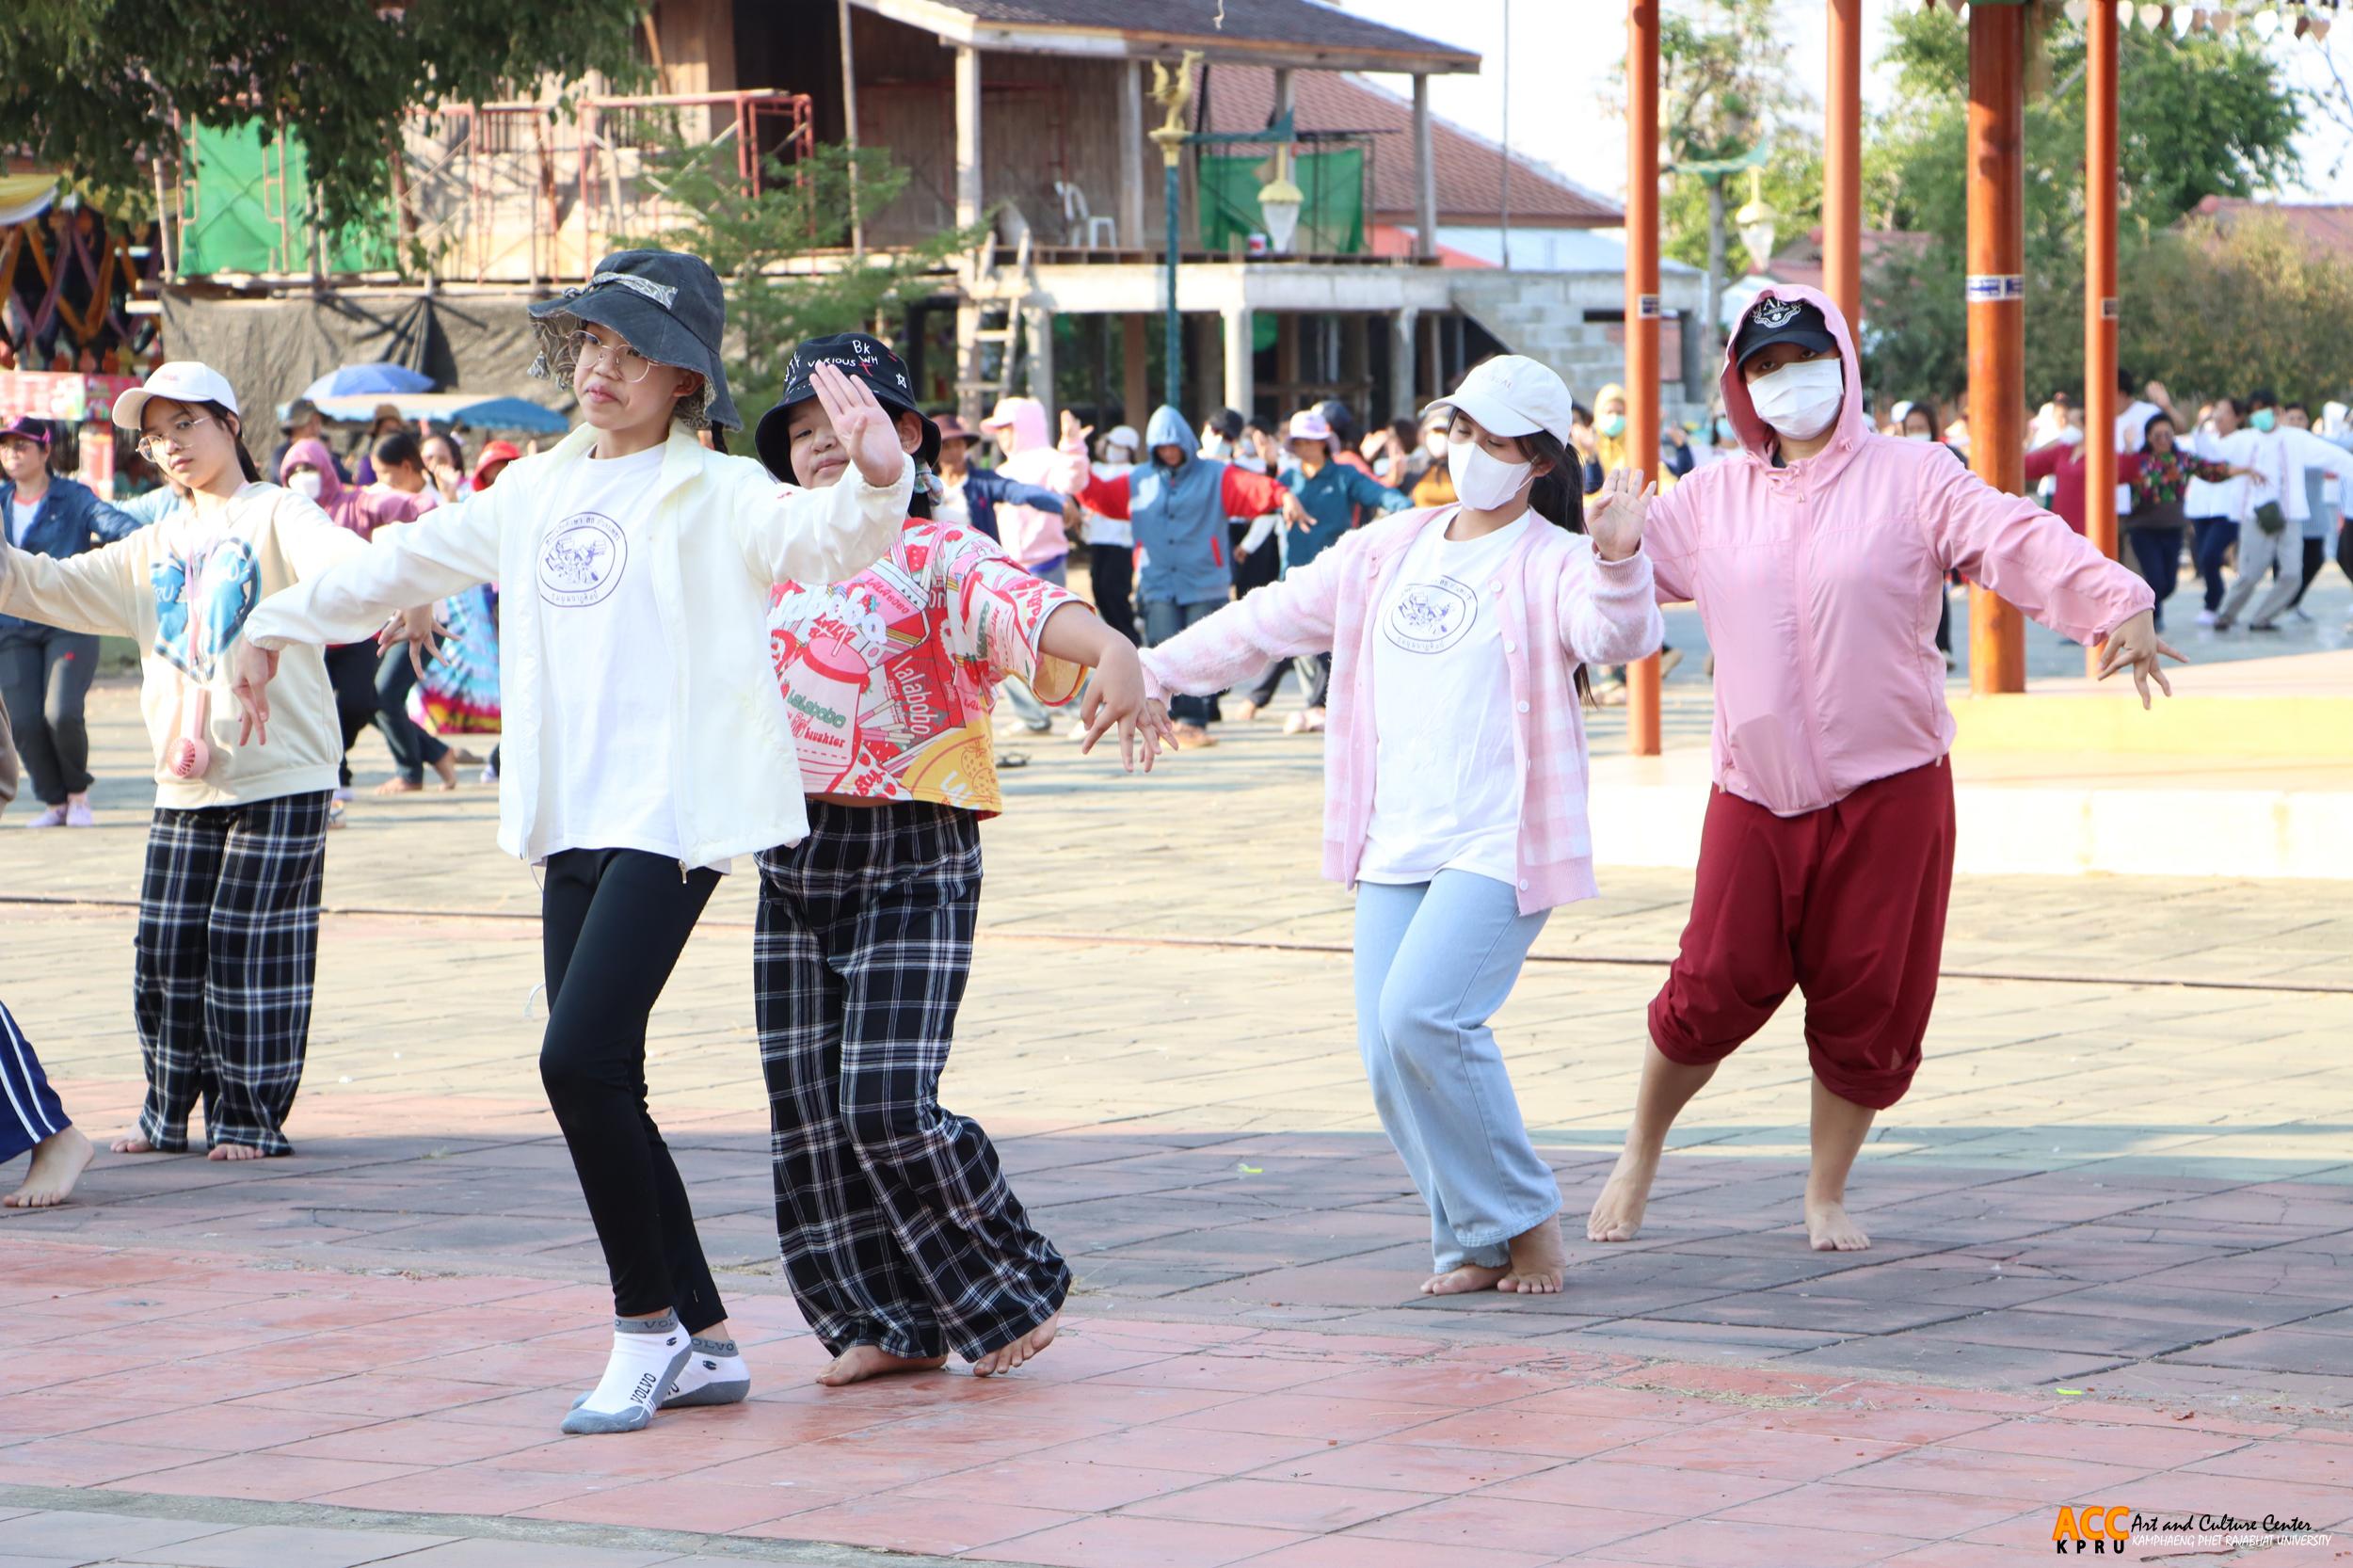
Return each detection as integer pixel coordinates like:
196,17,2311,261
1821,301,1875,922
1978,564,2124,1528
1449,437,1534,510
1745,358,1844,442
2056,425,2086,447
1423,427,1449,458
287,471,324,500
1904,429,1932,440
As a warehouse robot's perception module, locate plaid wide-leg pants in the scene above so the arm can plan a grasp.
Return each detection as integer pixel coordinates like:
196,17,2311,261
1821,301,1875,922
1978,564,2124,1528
134,791,331,1155
755,801,1070,1364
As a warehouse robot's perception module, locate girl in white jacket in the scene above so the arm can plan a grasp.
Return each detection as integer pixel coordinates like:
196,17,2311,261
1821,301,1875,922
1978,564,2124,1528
232,250,912,1437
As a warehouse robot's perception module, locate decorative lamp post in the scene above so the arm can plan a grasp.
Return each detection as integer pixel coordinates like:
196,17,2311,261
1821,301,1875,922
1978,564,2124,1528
1146,51,1205,412
1257,146,1306,256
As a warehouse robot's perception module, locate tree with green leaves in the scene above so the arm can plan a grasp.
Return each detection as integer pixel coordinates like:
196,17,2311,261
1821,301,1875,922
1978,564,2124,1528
1860,7,2303,407
0,1,646,229
2120,212,2353,408
622,140,984,409
1648,0,1812,374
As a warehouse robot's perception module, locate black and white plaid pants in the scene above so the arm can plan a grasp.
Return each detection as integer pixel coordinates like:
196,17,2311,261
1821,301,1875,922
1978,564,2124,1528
755,801,1070,1363
134,790,331,1155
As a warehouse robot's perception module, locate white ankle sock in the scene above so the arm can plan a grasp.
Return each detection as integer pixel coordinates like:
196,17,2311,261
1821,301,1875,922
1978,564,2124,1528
664,1335,751,1408
562,1313,688,1435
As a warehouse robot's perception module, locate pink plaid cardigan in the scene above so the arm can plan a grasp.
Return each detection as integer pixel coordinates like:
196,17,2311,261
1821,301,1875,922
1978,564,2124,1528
1140,505,1663,914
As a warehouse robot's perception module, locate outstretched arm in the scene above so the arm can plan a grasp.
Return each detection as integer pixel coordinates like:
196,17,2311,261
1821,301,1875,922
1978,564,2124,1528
1138,525,1358,702
0,535,141,639
1565,468,1665,664
1037,605,1174,773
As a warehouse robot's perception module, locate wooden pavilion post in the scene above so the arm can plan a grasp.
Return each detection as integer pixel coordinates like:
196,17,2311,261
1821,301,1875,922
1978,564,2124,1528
1823,0,1863,329
1625,0,1663,756
2084,0,2121,678
1966,3,2027,694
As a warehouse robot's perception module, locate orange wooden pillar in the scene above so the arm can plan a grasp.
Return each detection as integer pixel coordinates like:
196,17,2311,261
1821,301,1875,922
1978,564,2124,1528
1965,2,2027,695
1625,0,1663,755
2083,0,2120,678
1823,0,1864,329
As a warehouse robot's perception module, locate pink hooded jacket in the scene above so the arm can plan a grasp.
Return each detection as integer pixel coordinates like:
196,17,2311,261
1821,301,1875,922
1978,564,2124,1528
278,437,430,542
1646,284,2154,816
980,398,1088,570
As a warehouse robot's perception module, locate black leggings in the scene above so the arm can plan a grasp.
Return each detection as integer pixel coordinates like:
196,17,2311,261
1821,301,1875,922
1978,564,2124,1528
540,848,727,1327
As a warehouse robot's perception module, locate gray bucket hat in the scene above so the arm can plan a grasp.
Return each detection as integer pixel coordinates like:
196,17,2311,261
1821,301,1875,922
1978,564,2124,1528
528,249,741,430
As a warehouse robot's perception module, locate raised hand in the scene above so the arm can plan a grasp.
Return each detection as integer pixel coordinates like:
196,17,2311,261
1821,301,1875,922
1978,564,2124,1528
1059,408,1094,451
812,362,907,488
230,640,281,746
1586,466,1655,563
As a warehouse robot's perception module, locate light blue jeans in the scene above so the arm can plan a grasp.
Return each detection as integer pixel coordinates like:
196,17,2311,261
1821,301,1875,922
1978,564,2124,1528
1353,872,1560,1272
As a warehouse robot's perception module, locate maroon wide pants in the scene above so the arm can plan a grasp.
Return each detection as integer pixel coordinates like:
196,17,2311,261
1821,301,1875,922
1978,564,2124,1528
1648,758,1957,1111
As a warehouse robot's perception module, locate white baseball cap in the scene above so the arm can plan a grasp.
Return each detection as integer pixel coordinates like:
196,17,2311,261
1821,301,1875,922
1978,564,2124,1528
1421,355,1575,446
1106,424,1142,450
1286,409,1334,443
113,361,240,435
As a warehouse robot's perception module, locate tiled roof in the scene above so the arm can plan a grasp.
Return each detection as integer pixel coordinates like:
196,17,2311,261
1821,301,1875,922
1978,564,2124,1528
1203,68,1621,228
873,0,1479,72
2198,196,2353,254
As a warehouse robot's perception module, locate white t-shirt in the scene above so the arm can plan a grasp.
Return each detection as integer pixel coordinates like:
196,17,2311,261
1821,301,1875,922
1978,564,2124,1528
1082,460,1133,548
8,495,40,547
2185,427,2258,522
532,444,710,871
1357,510,1533,888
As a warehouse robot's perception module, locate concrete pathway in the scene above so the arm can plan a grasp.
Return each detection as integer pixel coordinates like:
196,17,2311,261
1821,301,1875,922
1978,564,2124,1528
4,686,2350,1566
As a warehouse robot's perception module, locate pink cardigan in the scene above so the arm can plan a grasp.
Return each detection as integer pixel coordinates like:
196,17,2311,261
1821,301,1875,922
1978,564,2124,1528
1140,506,1663,914
1649,283,2156,817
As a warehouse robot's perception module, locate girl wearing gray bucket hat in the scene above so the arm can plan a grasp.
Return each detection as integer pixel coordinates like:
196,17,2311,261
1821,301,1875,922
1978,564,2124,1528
232,248,915,1436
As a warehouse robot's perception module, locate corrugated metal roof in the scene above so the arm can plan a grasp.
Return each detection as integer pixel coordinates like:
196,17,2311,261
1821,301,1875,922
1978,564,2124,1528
1203,67,1621,228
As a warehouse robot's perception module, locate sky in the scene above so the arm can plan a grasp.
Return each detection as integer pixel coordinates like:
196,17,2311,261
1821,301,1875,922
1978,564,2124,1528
1349,0,2353,209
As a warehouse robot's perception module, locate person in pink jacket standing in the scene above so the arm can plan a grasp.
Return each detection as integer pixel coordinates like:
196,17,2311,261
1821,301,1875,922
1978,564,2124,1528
1586,287,2180,1256
1141,357,1664,1296
975,396,1089,731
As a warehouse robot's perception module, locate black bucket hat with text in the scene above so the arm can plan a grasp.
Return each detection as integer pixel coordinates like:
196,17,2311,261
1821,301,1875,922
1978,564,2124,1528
528,249,741,430
755,333,940,486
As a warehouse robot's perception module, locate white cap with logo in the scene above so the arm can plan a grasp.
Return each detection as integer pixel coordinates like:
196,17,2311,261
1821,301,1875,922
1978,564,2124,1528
1421,355,1576,447
112,361,241,435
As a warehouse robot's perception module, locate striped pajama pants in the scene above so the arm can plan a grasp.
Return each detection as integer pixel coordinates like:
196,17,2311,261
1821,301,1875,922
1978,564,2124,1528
135,791,332,1156
754,801,1070,1364
0,1000,72,1166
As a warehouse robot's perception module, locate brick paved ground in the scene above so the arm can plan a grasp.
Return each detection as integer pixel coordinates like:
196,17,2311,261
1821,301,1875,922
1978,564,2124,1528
3,685,2350,1566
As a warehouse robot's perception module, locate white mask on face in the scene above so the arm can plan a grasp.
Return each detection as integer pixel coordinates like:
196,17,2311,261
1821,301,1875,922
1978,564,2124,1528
1448,437,1534,510
1423,427,1449,458
1745,358,1844,442
2056,425,2086,447
287,471,324,500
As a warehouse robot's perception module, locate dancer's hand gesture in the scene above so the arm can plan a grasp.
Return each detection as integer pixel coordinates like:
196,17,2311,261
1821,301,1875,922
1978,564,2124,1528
231,640,280,746
376,604,455,680
1059,408,1094,451
1078,638,1175,774
1587,466,1655,563
2096,609,2186,710
812,363,907,488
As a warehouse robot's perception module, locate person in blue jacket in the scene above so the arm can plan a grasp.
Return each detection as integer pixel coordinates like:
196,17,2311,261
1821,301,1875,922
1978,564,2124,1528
1235,408,1411,733
933,414,1080,547
0,416,146,826
1078,406,1303,747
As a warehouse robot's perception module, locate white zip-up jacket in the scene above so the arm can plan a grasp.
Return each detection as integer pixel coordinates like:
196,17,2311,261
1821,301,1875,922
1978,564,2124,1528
245,423,911,868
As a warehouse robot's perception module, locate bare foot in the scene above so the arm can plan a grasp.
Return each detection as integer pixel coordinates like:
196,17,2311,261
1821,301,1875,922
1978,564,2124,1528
1587,1146,1657,1242
430,755,460,792
1805,1199,1871,1252
1420,1263,1509,1295
5,1127,94,1208
372,777,423,796
1497,1217,1566,1293
110,1133,162,1154
207,1143,270,1161
815,1345,947,1387
972,1312,1059,1376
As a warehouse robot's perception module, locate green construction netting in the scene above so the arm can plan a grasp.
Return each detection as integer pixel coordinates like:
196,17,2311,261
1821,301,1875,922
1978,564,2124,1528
179,120,397,278
1199,147,1365,258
